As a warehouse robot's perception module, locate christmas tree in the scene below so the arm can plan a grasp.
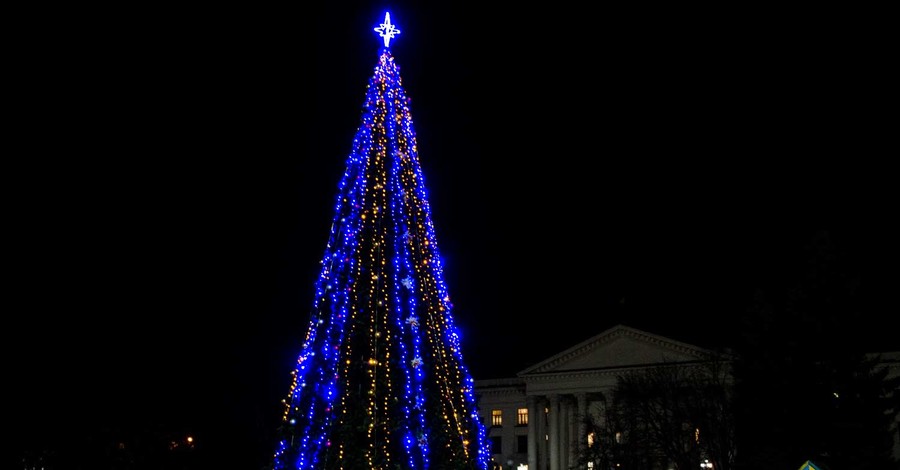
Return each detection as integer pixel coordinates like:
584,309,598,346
272,12,489,470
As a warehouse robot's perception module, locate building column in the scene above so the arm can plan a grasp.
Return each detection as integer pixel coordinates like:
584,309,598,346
574,393,587,464
527,395,538,470
540,396,549,470
549,394,560,470
565,396,575,468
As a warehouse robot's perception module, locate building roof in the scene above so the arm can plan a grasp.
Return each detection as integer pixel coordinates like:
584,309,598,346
517,324,726,377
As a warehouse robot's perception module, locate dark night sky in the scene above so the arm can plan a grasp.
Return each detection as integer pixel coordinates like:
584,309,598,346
7,2,898,468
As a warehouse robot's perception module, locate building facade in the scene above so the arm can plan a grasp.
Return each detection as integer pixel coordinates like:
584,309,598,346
474,324,900,470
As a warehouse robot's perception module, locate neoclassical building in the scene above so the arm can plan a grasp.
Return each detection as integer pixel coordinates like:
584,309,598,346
473,324,900,470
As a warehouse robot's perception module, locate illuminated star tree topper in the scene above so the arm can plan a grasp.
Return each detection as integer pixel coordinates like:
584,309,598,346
373,11,401,47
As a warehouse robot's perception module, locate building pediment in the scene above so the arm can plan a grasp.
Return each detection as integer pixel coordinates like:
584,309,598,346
518,324,717,376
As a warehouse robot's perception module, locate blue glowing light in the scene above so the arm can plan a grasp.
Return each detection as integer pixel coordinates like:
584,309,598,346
273,12,488,470
374,12,401,48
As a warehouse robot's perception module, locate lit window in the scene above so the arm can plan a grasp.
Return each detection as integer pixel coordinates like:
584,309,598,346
492,409,502,426
615,432,622,444
517,408,528,425
587,432,595,447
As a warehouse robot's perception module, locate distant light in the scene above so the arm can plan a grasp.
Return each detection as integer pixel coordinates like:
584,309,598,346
186,436,194,443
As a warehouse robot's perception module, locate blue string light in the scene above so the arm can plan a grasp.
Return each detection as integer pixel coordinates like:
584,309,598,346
273,13,488,469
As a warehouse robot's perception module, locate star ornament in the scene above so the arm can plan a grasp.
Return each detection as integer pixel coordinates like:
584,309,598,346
374,12,401,47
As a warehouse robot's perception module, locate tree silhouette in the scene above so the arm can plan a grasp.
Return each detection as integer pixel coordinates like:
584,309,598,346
733,230,899,469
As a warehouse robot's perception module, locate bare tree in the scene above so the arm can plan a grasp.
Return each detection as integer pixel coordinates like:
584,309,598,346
571,357,736,470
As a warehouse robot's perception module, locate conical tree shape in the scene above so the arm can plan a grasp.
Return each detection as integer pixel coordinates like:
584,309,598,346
273,13,489,470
